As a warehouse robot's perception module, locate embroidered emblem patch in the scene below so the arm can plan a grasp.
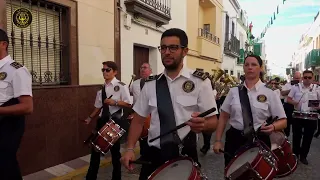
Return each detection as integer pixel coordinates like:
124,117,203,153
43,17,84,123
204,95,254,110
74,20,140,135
114,85,120,92
0,72,7,80
257,94,267,102
182,80,195,93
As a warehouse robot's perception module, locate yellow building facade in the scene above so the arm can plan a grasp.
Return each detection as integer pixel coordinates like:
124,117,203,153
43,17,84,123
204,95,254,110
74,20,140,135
186,0,223,72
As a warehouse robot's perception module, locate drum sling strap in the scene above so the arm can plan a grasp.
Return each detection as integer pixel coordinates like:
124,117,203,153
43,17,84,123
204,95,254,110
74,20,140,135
156,75,182,160
98,85,111,130
140,78,145,90
238,86,255,142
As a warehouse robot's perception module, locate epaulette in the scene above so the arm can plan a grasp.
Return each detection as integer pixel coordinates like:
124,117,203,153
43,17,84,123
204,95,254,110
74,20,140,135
295,84,299,86
145,75,158,82
10,62,23,69
118,81,126,86
192,70,208,80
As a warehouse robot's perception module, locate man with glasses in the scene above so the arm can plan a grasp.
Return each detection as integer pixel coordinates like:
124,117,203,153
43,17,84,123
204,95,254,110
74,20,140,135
0,29,33,180
129,62,152,160
84,61,131,180
287,70,319,165
281,72,301,137
120,28,218,180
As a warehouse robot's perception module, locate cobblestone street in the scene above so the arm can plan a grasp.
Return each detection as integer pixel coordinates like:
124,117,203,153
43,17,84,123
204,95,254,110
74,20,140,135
72,131,320,180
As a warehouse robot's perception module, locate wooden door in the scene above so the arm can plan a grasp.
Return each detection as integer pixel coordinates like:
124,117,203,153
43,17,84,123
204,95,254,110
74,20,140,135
133,46,149,79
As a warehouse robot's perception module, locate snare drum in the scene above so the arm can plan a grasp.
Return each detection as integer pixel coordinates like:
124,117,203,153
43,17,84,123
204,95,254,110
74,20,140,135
148,157,206,180
91,120,126,155
225,141,278,180
292,111,319,120
270,131,297,177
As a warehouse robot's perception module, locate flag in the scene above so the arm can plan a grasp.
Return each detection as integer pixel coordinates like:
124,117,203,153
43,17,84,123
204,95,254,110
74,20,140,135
283,0,286,4
271,17,273,25
277,5,279,14
274,12,276,20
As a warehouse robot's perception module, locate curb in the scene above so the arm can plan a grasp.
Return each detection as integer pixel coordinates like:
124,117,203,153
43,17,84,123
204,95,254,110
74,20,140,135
50,147,140,180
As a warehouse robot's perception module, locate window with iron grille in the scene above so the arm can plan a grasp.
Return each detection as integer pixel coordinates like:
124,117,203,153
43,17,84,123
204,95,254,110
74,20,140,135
6,0,68,86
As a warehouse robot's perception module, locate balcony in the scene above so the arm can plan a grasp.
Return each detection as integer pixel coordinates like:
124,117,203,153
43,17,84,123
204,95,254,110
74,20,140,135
224,35,240,58
199,0,222,8
124,0,171,26
197,28,221,60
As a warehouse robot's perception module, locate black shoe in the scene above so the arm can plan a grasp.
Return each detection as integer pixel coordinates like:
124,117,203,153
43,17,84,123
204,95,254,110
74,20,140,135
200,145,210,154
314,132,320,138
300,157,308,165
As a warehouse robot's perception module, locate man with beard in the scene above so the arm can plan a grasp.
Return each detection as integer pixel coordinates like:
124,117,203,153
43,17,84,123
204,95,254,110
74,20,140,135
120,28,219,180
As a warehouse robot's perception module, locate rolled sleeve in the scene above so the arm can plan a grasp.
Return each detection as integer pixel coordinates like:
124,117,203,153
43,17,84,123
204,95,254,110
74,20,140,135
94,90,103,108
13,67,32,98
270,91,286,119
132,84,150,117
198,79,218,116
121,85,132,104
220,89,233,114
288,86,296,98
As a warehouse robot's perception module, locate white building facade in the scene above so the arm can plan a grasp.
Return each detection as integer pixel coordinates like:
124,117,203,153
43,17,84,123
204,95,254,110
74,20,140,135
221,0,246,79
120,0,187,83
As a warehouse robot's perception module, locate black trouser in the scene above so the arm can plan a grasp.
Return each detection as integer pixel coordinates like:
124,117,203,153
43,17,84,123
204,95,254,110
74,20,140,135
86,118,122,180
202,132,212,148
292,118,317,159
283,103,294,137
0,119,25,180
139,138,148,158
224,126,271,167
139,133,198,180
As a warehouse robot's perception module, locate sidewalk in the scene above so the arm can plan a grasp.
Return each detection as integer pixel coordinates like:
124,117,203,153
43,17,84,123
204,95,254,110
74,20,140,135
23,144,140,180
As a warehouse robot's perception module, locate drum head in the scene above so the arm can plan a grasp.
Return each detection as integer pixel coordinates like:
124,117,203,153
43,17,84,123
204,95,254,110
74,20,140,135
226,147,259,177
270,131,285,150
151,159,193,180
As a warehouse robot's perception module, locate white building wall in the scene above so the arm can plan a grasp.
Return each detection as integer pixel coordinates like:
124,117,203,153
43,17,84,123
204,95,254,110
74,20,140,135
120,0,187,84
221,0,243,77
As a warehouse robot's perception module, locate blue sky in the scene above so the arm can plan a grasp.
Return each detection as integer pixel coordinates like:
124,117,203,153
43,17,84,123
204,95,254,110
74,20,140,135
239,0,320,76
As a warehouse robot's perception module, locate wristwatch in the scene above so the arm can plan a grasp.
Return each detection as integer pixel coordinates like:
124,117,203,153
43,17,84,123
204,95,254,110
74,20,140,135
114,100,118,106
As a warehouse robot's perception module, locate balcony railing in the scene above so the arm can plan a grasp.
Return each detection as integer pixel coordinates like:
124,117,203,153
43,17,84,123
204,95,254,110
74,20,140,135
224,35,240,58
198,28,220,44
125,0,171,26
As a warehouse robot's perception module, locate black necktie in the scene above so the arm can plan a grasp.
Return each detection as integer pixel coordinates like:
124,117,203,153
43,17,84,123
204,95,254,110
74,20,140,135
140,78,145,90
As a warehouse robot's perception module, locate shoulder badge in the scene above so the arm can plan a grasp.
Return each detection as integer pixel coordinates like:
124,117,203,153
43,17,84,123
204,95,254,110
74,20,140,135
182,80,195,93
257,94,267,102
114,85,120,92
118,81,126,86
10,62,23,69
145,75,158,82
0,72,7,80
192,70,208,80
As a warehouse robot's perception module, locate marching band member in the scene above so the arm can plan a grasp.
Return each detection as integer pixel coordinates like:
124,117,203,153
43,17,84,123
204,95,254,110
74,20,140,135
129,62,152,160
281,72,301,137
287,70,319,165
213,55,287,167
0,29,33,180
84,61,132,180
120,28,219,180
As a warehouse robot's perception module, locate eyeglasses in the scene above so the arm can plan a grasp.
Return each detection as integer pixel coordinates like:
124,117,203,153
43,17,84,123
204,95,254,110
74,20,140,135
303,76,312,79
158,45,185,54
101,68,112,72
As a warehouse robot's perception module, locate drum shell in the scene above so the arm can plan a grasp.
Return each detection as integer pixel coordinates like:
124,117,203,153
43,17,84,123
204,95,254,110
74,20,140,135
292,111,319,120
224,142,278,180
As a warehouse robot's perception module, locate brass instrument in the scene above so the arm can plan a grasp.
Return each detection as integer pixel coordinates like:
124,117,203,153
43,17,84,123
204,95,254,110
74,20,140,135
219,74,237,97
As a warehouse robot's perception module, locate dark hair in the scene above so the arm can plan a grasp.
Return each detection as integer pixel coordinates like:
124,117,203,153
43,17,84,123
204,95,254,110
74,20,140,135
0,29,9,51
161,28,188,47
102,61,118,71
303,70,313,76
274,77,280,82
245,54,263,67
260,72,264,81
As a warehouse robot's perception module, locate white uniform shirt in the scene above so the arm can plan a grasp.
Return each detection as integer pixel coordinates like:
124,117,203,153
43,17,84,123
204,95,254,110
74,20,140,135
94,77,132,116
221,80,286,131
0,55,32,105
130,78,142,105
281,83,292,103
133,67,218,148
288,83,320,112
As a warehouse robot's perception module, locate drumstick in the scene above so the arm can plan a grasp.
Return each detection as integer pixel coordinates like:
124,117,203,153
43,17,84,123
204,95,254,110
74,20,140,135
219,149,233,158
149,107,217,143
129,160,152,165
257,116,278,133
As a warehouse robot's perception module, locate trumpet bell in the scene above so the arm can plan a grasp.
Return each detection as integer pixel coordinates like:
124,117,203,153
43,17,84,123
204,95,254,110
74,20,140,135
212,68,224,83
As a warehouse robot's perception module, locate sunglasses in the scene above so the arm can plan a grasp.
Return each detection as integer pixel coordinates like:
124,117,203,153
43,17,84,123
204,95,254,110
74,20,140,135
101,68,112,72
303,76,312,80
